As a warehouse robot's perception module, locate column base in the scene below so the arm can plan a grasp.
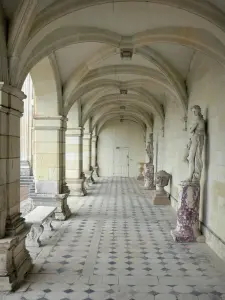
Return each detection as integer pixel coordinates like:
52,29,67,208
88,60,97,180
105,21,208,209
31,193,71,221
93,166,99,178
171,180,205,243
0,226,33,291
67,179,87,197
153,191,170,205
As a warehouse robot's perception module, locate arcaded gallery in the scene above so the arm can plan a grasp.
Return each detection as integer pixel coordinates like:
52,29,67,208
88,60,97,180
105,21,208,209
1,1,225,299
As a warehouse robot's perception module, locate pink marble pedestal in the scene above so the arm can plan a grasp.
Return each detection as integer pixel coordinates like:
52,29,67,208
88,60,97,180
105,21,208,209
171,181,205,243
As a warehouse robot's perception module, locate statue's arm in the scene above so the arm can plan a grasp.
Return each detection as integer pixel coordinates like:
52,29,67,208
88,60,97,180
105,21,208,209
189,121,198,134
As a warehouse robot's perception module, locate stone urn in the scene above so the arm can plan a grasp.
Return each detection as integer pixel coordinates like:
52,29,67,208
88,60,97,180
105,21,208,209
153,170,171,205
137,162,145,180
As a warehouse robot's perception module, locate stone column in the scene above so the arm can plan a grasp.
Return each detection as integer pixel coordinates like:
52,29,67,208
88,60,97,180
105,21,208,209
20,75,34,176
91,135,99,177
31,116,71,220
83,132,92,171
66,127,87,196
0,83,32,291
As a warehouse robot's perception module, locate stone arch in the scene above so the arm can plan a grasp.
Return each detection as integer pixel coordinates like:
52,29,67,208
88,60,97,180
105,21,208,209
97,115,146,136
0,6,8,83
64,49,187,112
8,0,37,85
15,26,225,92
92,107,152,130
65,63,184,107
30,56,62,116
30,0,225,38
65,79,164,123
82,94,160,126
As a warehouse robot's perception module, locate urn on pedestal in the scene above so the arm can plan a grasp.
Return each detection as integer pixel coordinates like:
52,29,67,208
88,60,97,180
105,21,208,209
137,162,145,180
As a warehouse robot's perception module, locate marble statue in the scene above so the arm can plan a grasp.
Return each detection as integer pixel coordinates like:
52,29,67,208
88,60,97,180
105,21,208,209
146,133,153,164
183,105,205,182
144,133,155,189
171,105,205,242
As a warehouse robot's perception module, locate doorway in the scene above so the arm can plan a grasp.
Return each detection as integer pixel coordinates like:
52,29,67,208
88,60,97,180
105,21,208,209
113,147,129,177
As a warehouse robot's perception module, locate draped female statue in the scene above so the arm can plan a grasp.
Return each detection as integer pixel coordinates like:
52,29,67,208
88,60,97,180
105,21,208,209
183,105,205,182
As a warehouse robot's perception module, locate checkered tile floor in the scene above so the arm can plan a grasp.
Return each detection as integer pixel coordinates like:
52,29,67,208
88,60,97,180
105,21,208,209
3,177,225,299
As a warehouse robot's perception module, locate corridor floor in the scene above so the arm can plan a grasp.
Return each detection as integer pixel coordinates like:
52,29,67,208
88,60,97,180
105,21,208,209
3,177,225,300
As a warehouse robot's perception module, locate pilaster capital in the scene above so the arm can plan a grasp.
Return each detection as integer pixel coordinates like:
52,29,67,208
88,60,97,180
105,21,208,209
83,132,92,140
91,135,98,143
0,82,25,116
66,127,83,137
33,115,68,130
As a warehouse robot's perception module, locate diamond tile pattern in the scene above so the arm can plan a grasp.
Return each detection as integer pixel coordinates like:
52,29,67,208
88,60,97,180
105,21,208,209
3,177,225,300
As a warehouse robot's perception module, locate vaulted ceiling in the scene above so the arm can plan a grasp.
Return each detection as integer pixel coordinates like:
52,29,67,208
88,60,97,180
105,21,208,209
2,0,225,132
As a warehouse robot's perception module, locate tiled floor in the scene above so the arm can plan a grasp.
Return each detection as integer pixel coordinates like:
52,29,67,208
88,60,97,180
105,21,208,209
3,177,225,300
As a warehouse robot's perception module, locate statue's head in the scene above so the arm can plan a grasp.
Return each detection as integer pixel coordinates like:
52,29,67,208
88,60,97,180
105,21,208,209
191,105,202,117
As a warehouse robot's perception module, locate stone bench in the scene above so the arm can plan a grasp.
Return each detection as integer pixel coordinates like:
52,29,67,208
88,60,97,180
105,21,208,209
25,206,56,247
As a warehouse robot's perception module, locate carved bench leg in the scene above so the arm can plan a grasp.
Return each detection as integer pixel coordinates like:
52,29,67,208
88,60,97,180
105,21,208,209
28,224,44,247
45,217,54,231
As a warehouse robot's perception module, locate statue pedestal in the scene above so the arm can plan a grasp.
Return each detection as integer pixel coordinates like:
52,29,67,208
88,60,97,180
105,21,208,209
144,163,155,190
171,181,205,243
153,190,170,205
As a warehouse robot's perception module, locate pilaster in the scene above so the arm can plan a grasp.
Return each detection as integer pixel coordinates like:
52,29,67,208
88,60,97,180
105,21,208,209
32,116,71,220
0,82,32,291
66,127,87,196
83,132,92,171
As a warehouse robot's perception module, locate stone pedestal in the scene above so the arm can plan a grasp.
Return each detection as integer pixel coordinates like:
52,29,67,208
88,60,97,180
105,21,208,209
144,163,155,190
67,178,87,197
0,226,33,291
171,181,205,243
153,190,170,205
137,162,144,180
31,193,71,220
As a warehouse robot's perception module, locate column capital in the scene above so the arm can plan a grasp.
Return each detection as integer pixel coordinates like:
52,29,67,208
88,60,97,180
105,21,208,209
33,115,67,130
66,127,83,137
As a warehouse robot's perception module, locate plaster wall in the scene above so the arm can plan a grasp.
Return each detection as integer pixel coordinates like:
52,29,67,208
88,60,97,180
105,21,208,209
98,120,145,177
155,53,225,260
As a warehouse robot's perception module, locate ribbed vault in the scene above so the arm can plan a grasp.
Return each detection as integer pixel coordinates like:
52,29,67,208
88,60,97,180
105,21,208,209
3,0,225,136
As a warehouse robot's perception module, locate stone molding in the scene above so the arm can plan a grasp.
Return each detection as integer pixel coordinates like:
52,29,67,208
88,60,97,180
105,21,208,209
0,82,26,100
83,132,92,140
66,127,83,137
33,116,67,130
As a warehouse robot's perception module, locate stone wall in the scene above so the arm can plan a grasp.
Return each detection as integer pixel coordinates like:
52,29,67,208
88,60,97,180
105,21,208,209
155,53,225,260
98,120,145,177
